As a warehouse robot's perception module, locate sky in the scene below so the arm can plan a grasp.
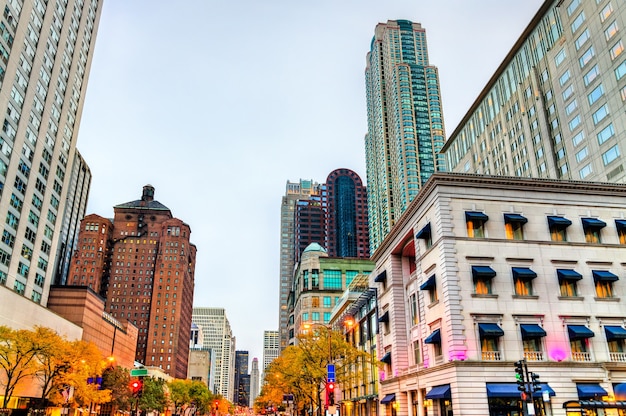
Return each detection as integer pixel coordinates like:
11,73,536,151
77,0,544,364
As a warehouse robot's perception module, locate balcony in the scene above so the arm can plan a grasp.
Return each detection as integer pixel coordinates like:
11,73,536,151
571,352,592,362
609,352,626,362
482,351,502,361
524,351,544,361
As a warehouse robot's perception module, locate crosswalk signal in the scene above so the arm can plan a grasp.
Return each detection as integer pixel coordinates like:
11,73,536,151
327,382,335,405
531,372,541,392
514,360,526,393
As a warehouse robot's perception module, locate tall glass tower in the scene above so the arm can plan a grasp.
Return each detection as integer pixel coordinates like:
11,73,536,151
365,20,446,252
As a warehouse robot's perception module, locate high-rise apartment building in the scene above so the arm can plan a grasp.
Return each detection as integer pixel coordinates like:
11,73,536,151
262,330,279,376
192,307,235,398
323,168,369,259
365,20,445,253
0,0,102,306
68,185,197,379
278,180,322,349
442,1,626,185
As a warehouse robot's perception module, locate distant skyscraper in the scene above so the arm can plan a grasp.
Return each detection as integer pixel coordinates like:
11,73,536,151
68,185,197,379
192,307,235,398
234,350,250,406
249,357,260,405
365,20,446,252
262,330,279,377
278,180,322,349
0,0,102,306
323,168,369,258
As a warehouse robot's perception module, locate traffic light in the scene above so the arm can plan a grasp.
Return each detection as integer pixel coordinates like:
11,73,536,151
531,372,541,392
214,400,219,408
130,379,143,397
327,382,335,405
514,360,526,393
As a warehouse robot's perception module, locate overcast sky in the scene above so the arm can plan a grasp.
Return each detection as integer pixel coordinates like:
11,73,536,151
77,0,544,364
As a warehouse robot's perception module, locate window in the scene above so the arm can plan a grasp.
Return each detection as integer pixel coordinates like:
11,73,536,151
605,326,626,361
555,49,566,66
420,275,437,304
472,266,496,295
605,21,618,41
558,269,582,297
569,115,581,131
616,220,626,244
504,214,526,240
582,218,606,243
466,211,488,238
424,328,442,357
571,11,585,33
412,340,421,365
579,46,595,68
597,124,615,144
520,324,547,362
592,104,609,125
600,3,613,23
559,70,571,86
513,267,537,296
593,270,618,298
576,147,588,162
323,269,341,289
587,84,604,105
584,65,600,86
568,325,594,362
610,40,624,60
415,223,432,248
616,60,626,80
562,84,574,101
548,216,572,241
572,131,585,147
409,293,418,325
579,164,592,179
602,145,620,165
575,29,590,50
479,323,504,361
567,0,580,16
565,99,578,115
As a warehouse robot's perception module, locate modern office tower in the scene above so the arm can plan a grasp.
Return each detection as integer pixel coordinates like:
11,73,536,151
53,150,91,286
365,20,446,253
278,180,322,350
294,198,325,263
262,330,279,375
287,244,374,346
68,185,197,378
249,357,260,406
0,0,102,306
442,1,626,186
234,350,250,406
192,307,235,398
323,168,369,259
367,172,626,416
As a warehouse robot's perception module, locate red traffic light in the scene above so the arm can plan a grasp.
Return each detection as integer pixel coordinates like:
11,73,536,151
327,382,335,391
129,379,143,395
214,400,219,407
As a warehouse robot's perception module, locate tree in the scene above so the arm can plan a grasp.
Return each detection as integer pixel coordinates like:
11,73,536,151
138,377,167,413
34,328,76,407
0,326,57,408
169,379,191,415
169,379,212,416
100,366,133,412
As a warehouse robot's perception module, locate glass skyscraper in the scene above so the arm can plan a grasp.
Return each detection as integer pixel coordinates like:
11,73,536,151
365,20,445,253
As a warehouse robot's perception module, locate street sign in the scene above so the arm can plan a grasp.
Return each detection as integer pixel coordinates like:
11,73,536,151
130,368,148,377
327,364,335,382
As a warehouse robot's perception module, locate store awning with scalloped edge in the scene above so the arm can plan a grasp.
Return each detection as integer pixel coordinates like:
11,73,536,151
487,383,555,398
425,385,451,400
592,270,619,282
424,329,441,344
547,216,572,227
380,393,395,404
557,269,583,281
520,324,547,339
605,326,626,341
504,213,528,224
568,325,595,340
420,275,436,291
416,223,431,240
577,384,608,399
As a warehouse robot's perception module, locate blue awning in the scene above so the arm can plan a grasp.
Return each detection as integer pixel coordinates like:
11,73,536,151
557,269,583,281
472,266,496,280
487,383,555,398
424,329,441,344
520,324,547,339
416,223,431,240
380,352,391,364
512,267,537,281
426,385,451,399
378,311,389,323
547,216,572,227
466,211,489,221
420,275,436,291
616,220,626,231
504,213,528,224
605,326,626,341
582,218,607,229
593,270,619,282
374,270,387,283
577,383,608,399
479,323,504,338
568,325,595,340
380,393,395,404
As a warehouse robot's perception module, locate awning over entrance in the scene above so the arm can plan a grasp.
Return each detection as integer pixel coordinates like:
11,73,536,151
425,384,451,399
576,383,608,399
486,383,555,398
380,394,395,404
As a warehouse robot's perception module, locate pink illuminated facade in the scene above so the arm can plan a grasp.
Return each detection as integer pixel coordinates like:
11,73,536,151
368,173,626,416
